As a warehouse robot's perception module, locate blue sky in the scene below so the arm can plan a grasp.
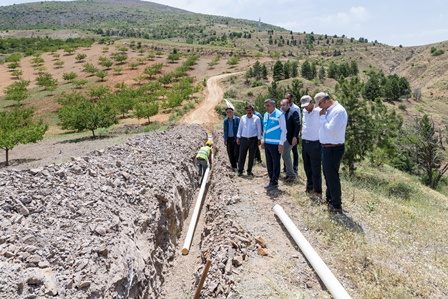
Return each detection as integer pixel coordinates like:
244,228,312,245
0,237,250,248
2,0,448,47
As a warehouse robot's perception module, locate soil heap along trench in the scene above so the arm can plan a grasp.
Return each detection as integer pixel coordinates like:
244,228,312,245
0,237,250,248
0,123,209,298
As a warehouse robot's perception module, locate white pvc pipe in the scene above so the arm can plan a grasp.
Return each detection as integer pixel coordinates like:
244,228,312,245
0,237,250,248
224,99,235,110
273,204,352,299
182,164,210,255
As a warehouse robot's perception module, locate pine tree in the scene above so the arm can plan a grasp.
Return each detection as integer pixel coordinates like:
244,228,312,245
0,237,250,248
273,60,284,82
337,76,402,175
400,115,448,189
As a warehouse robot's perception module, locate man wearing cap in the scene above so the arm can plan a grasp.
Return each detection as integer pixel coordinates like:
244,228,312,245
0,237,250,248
236,104,262,177
285,91,301,172
223,107,240,171
300,95,322,198
261,99,287,191
315,92,348,213
280,99,300,182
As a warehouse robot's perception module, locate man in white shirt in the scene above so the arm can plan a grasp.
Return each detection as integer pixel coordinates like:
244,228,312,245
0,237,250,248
236,105,262,177
315,92,348,213
300,95,322,198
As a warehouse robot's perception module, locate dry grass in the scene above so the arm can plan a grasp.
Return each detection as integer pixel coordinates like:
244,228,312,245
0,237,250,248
288,161,448,299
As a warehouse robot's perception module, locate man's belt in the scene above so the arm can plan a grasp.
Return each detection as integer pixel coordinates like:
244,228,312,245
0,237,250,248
321,143,343,148
241,136,257,140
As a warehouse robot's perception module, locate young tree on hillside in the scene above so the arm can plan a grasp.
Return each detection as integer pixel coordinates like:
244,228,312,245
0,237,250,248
134,98,159,123
399,115,448,189
36,73,58,92
0,106,48,166
4,79,30,105
57,92,118,137
75,53,87,62
62,72,78,83
337,76,402,175
301,60,314,80
272,60,283,82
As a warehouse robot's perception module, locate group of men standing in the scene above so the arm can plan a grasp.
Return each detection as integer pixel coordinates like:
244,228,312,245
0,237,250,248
223,92,348,213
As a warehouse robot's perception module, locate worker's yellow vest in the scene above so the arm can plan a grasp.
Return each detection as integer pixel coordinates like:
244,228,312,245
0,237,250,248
196,146,210,160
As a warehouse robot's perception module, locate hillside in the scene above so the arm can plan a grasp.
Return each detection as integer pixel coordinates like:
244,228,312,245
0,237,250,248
0,1,448,298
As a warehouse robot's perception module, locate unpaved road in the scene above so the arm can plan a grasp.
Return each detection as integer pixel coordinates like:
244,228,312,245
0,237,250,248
180,73,240,131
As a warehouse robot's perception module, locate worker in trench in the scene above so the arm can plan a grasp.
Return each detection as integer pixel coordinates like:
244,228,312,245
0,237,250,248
195,140,213,184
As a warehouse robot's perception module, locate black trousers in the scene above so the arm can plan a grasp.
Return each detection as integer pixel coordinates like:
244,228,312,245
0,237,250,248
322,145,345,208
302,139,322,193
238,137,257,173
264,143,281,185
226,136,239,168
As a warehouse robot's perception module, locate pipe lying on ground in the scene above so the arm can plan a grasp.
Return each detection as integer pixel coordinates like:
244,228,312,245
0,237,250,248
224,99,235,110
182,164,210,255
273,204,352,299
193,259,212,299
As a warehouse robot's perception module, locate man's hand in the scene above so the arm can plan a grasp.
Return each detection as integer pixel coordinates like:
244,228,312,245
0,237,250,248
236,138,240,145
278,144,284,154
224,141,227,146
257,140,261,146
261,141,265,149
319,108,327,116
292,137,297,146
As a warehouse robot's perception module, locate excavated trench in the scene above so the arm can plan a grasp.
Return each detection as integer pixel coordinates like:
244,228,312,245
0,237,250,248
1,124,194,298
0,123,257,299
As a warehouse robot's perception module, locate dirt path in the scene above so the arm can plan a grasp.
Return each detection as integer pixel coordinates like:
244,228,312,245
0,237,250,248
179,73,240,132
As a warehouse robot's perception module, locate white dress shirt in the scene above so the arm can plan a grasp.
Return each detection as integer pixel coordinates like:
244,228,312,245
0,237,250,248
237,115,261,139
319,101,348,144
302,107,321,141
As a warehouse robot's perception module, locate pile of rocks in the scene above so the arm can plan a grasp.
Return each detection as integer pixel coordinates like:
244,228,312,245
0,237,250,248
0,123,207,298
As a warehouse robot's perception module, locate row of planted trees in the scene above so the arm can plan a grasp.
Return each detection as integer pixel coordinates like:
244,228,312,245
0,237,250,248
1,52,200,166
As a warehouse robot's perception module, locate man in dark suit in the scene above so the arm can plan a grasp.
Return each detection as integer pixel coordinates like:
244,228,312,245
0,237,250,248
223,107,240,170
280,99,301,182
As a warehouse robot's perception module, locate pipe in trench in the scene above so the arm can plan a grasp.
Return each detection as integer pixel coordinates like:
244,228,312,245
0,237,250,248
182,163,210,255
273,204,352,299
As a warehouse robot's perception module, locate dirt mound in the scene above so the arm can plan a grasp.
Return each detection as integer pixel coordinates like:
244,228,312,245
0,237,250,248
0,123,207,298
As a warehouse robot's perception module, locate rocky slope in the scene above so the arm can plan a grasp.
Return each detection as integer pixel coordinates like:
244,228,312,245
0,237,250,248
0,123,207,298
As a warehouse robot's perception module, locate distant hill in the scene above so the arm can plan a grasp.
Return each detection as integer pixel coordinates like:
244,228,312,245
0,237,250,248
0,0,285,37
0,0,447,124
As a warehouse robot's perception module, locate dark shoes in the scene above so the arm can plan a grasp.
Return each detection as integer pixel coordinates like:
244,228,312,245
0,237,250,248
237,172,243,177
293,166,298,172
328,204,343,214
247,171,254,177
266,184,278,191
285,176,295,182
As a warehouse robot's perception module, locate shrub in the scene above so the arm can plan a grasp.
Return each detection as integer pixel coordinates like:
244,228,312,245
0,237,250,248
432,49,444,56
388,181,415,200
251,80,264,87
398,103,406,110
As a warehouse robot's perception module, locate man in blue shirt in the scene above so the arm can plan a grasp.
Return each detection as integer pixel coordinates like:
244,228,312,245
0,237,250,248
223,107,240,170
261,99,287,191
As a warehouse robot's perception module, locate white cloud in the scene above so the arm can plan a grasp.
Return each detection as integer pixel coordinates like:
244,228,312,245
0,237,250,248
350,7,369,21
